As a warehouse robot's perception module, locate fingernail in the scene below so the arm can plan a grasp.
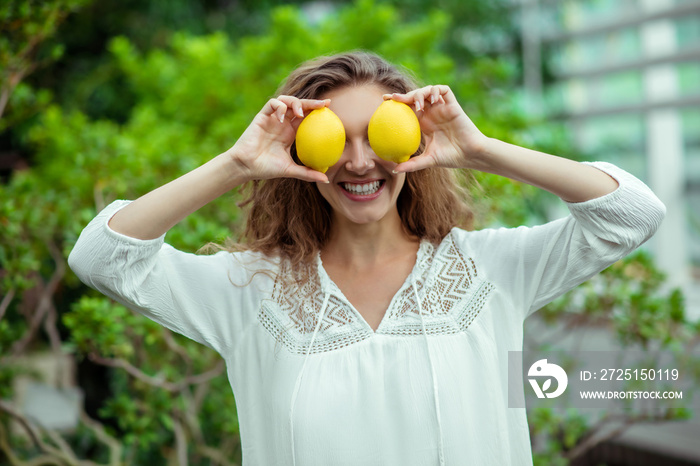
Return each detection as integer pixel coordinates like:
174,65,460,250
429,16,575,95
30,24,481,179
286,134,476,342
431,95,436,104
392,169,399,174
280,114,285,123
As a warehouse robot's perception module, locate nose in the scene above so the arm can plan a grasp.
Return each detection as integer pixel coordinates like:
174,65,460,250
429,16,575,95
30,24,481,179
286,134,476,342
344,140,375,174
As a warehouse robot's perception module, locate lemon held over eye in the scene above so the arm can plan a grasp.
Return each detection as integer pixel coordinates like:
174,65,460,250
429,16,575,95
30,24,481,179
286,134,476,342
295,107,346,173
368,100,421,164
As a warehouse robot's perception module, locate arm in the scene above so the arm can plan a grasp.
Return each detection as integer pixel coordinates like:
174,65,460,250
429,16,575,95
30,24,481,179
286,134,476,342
454,161,665,319
68,96,328,352
468,138,618,203
389,86,664,318
109,97,330,240
109,153,246,239
388,85,618,203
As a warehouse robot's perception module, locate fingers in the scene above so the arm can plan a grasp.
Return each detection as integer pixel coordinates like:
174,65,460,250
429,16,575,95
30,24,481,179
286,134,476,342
262,96,328,123
383,85,453,113
393,153,436,174
283,164,330,184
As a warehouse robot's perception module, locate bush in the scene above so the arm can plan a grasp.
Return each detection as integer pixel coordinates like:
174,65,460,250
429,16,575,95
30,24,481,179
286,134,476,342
1,1,695,464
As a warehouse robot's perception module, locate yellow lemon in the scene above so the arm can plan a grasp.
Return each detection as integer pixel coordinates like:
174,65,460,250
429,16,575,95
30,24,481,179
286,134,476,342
367,100,421,163
295,107,345,173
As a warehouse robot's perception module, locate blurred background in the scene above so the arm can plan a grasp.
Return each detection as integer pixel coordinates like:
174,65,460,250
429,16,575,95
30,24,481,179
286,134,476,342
1,0,699,464
515,0,700,305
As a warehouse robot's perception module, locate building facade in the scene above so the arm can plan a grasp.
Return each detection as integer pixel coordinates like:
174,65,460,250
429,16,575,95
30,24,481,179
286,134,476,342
516,0,700,312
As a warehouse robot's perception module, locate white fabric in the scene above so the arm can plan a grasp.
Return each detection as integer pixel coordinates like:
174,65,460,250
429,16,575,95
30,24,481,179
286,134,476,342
68,162,665,465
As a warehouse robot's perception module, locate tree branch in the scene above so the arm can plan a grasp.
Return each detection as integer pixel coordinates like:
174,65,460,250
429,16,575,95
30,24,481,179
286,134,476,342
197,444,238,466
184,360,225,387
0,81,17,122
11,241,66,357
219,435,241,464
88,353,224,393
26,457,67,466
79,412,123,466
0,400,76,465
172,407,237,466
0,289,14,321
44,304,63,355
161,328,193,374
0,400,46,454
565,413,669,460
172,417,189,466
88,353,173,390
0,419,26,466
44,428,80,464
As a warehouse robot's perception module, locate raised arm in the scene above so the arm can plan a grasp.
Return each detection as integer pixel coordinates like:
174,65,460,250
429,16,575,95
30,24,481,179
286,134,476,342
108,97,330,240
389,85,665,320
67,96,331,353
388,85,618,203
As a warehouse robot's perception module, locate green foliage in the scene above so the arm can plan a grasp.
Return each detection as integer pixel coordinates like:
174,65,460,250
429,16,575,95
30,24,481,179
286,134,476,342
0,82,52,131
66,297,138,358
18,0,539,252
529,251,699,464
0,364,21,399
540,251,693,349
530,407,589,466
0,317,24,356
1,0,694,464
0,0,91,128
0,2,543,462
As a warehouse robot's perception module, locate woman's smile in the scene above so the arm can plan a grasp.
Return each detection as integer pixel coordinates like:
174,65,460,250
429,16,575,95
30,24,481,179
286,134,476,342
316,84,406,226
338,179,386,201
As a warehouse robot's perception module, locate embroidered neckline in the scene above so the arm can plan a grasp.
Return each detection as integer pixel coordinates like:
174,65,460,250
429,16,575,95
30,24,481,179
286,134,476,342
313,239,433,334
258,231,494,354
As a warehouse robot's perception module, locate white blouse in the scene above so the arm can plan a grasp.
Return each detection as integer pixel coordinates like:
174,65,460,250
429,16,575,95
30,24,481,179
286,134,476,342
68,162,665,466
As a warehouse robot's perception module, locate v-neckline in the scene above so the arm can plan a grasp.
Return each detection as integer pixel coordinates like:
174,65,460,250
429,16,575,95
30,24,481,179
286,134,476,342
315,240,431,334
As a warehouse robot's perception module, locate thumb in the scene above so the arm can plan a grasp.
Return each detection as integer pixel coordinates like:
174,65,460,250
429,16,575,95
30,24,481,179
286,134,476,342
393,153,436,174
283,164,330,184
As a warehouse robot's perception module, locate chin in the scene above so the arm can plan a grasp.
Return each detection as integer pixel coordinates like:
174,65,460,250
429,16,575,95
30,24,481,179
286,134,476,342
333,206,391,226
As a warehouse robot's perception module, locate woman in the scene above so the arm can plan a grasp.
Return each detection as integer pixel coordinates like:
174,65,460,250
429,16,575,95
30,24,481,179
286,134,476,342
69,51,665,465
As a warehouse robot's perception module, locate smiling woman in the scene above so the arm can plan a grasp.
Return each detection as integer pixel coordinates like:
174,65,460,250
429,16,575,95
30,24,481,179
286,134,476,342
240,53,473,274
68,51,666,465
318,85,409,223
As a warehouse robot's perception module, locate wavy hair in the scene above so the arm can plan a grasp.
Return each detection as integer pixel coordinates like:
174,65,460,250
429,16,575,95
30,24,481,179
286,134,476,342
231,51,474,274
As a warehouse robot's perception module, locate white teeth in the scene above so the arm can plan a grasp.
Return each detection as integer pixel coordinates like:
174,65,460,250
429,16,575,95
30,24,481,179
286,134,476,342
342,181,381,195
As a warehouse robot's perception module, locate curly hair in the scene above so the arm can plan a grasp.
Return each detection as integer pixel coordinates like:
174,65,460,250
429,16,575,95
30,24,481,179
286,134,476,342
233,51,474,273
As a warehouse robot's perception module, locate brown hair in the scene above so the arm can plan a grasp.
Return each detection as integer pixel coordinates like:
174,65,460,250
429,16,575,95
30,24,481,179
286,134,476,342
234,51,474,272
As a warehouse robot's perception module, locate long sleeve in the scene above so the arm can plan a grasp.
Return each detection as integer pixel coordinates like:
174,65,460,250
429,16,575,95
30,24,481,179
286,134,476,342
453,161,666,320
68,200,270,356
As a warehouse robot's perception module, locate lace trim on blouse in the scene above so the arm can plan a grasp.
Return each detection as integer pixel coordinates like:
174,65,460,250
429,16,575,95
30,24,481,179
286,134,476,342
258,232,494,354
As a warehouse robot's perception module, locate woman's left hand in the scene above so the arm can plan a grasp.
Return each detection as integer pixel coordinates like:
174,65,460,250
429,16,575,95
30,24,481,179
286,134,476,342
385,85,488,173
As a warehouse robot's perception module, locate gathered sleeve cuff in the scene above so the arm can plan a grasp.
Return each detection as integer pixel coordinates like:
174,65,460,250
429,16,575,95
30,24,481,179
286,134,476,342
68,200,258,355
453,161,666,321
565,161,666,252
68,200,165,289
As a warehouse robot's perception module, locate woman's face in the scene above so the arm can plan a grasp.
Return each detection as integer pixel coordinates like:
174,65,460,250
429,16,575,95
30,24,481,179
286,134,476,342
315,84,407,227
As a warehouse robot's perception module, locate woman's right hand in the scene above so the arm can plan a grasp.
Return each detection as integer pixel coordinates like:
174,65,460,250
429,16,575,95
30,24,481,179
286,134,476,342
227,96,330,183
